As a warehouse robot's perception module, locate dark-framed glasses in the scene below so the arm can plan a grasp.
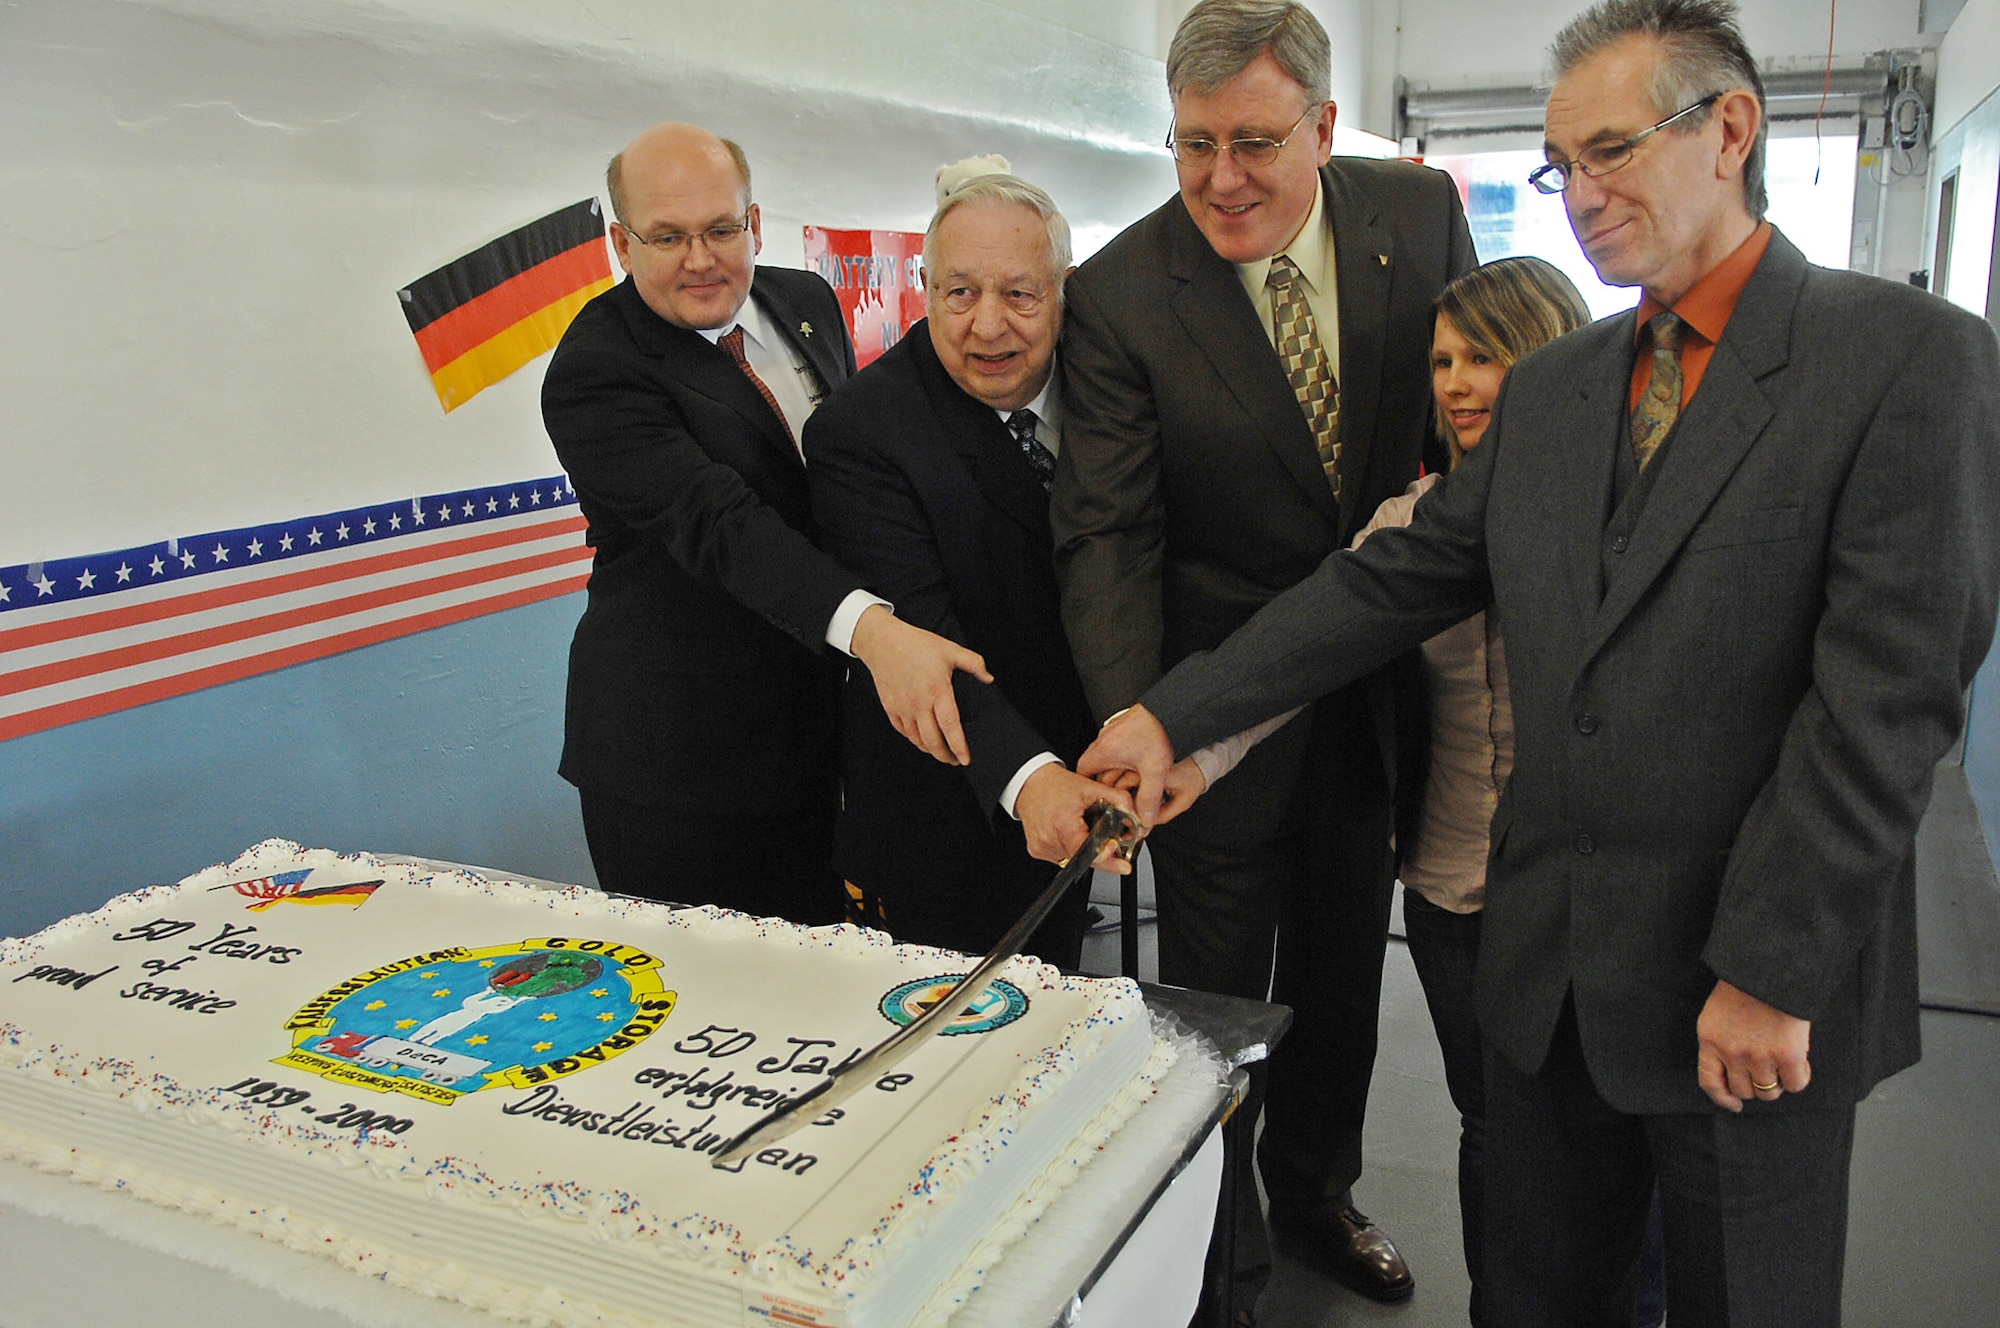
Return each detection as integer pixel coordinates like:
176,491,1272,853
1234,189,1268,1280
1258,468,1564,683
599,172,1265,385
1166,105,1319,168
620,210,754,255
1529,93,1721,194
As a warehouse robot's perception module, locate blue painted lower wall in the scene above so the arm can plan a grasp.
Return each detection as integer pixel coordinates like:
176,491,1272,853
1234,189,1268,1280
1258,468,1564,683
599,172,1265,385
0,593,595,939
8,581,1999,939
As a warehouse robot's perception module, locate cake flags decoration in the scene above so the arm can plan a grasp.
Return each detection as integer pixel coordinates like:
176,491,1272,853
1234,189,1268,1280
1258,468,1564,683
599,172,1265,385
399,199,615,412
246,880,384,912
208,868,385,911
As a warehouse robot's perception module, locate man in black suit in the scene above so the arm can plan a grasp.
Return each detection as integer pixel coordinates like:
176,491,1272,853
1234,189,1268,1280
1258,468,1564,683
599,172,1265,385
806,162,1131,967
544,123,987,923
1050,0,1474,1304
1083,1,2000,1322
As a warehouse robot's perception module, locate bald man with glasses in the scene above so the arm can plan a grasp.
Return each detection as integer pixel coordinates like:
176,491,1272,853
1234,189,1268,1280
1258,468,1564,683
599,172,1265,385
544,122,986,924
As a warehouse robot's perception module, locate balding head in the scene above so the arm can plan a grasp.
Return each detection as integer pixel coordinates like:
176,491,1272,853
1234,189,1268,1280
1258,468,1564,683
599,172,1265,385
605,123,764,330
607,123,753,228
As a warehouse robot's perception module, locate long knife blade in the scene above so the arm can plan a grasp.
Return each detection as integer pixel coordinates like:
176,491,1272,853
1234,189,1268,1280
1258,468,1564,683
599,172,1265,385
711,804,1141,1168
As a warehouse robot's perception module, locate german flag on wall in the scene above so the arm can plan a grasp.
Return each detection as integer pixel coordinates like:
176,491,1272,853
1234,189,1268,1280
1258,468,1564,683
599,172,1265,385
399,199,615,412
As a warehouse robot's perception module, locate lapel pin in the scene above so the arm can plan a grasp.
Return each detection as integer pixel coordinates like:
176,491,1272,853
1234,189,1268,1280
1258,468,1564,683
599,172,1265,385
1377,254,1389,266
800,320,814,338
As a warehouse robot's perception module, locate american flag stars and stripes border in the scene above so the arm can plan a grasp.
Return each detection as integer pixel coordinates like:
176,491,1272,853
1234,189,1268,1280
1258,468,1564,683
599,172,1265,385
0,477,591,743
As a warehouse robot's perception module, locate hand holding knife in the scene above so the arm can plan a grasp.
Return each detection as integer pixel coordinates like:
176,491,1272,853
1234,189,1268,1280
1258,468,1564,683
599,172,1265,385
712,804,1143,1168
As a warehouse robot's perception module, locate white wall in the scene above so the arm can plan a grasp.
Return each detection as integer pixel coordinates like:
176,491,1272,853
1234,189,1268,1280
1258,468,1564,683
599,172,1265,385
1928,0,2000,316
1396,0,1931,90
0,0,1179,572
1936,0,2000,137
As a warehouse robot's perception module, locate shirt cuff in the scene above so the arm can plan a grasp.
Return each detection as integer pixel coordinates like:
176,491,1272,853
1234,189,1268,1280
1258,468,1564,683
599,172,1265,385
1001,753,1064,820
827,590,892,655
1189,707,1303,789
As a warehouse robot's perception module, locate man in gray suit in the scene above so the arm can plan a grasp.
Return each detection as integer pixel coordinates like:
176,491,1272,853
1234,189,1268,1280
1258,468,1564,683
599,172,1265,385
1051,1,1473,1306
1083,1,2000,1323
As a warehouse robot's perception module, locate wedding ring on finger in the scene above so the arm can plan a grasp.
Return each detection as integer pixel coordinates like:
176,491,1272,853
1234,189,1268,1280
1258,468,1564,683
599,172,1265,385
1751,1078,1780,1093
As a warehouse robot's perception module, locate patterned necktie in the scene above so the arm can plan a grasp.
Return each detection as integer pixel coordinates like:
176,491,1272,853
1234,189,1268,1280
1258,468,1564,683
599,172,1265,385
1268,255,1342,502
1008,408,1055,493
1630,312,1686,471
719,326,795,447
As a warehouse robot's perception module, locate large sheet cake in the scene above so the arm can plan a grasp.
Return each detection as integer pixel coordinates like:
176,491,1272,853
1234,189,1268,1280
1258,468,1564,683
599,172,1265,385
0,842,1172,1327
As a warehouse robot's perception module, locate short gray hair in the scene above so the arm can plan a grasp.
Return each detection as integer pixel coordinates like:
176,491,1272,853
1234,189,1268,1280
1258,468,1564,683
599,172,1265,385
1166,0,1330,105
925,175,1073,294
1549,0,1767,217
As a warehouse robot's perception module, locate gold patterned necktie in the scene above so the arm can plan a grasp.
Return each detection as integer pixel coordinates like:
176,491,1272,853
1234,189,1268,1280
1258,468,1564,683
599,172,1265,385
1630,311,1686,471
1268,255,1342,501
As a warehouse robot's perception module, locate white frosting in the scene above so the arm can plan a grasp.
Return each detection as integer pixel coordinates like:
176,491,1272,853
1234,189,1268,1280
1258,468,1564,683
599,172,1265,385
0,841,1170,1328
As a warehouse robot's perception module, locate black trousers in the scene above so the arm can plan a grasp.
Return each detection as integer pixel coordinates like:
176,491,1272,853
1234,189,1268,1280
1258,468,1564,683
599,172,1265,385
1407,892,1668,1328
842,815,1089,970
1484,1000,1856,1328
579,787,845,926
1147,689,1398,1290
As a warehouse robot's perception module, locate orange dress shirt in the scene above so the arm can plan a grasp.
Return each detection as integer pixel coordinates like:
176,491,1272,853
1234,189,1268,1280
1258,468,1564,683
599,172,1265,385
1628,220,1774,410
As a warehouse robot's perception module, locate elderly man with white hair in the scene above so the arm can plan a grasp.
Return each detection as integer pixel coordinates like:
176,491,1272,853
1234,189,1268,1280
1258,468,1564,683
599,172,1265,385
804,158,1133,967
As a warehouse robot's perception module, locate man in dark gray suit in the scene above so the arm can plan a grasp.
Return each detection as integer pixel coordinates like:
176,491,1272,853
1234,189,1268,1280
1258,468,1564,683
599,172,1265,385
1083,1,2000,1323
1051,0,1473,1307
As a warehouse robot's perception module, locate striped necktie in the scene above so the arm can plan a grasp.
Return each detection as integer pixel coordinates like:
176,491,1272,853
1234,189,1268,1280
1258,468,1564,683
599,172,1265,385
720,326,794,447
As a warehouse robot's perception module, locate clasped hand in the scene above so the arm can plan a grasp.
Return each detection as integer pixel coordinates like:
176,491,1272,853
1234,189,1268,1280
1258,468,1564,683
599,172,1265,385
1014,764,1141,874
1072,704,1208,828
1697,978,1812,1111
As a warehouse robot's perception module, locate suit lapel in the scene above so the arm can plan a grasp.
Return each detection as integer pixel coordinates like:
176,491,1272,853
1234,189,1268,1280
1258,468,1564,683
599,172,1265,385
912,323,1049,539
1580,236,1803,662
1556,315,1636,620
1165,203,1342,530
627,274,801,469
752,270,843,402
1326,162,1391,537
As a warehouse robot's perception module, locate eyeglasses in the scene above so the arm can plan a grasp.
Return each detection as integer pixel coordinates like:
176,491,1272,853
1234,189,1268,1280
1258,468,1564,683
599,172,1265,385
619,210,754,255
1166,106,1318,168
1528,94,1721,194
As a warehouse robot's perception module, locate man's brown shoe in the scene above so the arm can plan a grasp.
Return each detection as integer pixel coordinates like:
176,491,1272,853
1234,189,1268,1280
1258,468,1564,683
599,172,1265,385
1273,1205,1414,1302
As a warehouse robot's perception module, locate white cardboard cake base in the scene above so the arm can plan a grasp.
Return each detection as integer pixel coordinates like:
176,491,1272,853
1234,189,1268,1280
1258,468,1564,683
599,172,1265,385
0,1033,1225,1328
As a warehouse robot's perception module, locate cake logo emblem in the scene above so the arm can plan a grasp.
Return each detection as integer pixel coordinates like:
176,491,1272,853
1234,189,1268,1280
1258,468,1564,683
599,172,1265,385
878,975,1029,1035
276,938,678,1106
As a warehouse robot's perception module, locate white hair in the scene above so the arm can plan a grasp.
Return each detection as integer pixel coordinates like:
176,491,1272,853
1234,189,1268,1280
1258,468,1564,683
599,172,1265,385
924,155,1072,283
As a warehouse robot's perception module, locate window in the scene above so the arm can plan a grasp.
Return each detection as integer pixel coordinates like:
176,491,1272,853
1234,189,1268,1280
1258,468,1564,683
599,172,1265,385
1934,169,1959,299
1428,133,1859,318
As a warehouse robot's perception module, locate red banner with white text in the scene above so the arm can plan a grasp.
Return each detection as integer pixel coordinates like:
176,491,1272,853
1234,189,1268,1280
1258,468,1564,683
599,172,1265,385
803,228,926,368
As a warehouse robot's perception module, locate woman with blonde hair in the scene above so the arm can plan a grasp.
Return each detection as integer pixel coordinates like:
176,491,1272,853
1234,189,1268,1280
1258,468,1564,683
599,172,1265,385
1373,258,1602,1327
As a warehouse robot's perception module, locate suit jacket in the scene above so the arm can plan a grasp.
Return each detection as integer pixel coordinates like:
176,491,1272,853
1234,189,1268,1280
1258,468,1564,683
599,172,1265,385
1052,156,1476,720
543,268,859,813
804,324,1096,900
1143,230,2000,1112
